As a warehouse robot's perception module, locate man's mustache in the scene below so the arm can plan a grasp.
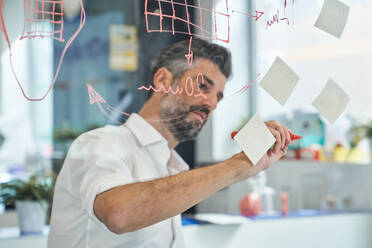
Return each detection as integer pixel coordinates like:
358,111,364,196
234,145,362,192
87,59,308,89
189,105,210,119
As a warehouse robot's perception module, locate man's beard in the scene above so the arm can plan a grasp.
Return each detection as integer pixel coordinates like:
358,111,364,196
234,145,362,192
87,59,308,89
160,95,210,142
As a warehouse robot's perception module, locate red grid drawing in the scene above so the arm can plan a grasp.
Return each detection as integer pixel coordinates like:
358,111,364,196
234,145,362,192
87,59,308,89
144,0,231,43
0,0,85,101
20,0,65,42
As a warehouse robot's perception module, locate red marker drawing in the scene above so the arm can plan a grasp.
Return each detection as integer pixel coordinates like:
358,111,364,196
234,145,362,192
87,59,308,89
231,130,302,141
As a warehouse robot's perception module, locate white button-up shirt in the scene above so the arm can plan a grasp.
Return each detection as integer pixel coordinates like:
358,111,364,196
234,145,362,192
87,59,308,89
48,114,189,248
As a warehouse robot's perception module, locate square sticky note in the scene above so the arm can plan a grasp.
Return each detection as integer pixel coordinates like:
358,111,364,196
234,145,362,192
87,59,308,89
234,114,276,166
259,57,300,106
312,79,350,124
314,0,350,38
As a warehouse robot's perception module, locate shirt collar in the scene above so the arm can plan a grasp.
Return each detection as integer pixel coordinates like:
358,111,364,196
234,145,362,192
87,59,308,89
124,113,168,147
168,150,190,174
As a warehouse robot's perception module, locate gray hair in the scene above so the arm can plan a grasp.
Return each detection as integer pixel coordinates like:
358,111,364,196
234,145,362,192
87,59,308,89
148,38,232,99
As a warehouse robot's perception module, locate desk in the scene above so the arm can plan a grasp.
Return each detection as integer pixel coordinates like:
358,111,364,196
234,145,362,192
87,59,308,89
0,213,371,248
184,213,372,248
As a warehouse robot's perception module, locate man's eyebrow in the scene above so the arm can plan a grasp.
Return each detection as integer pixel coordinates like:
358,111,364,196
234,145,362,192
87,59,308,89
203,76,215,87
200,75,224,101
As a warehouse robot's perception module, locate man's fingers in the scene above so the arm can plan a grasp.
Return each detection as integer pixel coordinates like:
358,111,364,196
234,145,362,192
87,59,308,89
271,129,281,154
283,127,291,147
277,127,286,149
267,149,272,157
265,120,293,153
280,145,288,158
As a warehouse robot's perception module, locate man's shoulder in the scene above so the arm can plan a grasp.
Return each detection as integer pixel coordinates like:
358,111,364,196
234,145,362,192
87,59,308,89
69,125,137,155
78,124,133,142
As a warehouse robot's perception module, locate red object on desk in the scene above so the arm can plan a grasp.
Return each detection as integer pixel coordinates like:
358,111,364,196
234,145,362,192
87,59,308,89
281,192,289,216
231,130,303,141
239,192,261,217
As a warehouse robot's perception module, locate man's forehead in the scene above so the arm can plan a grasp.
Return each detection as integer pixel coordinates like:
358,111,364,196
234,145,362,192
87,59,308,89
188,59,226,82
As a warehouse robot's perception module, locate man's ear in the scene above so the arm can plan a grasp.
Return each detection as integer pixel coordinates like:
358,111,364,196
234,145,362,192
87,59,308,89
153,68,174,91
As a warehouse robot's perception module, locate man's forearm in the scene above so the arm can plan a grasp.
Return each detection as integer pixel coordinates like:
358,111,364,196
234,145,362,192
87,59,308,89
94,157,253,234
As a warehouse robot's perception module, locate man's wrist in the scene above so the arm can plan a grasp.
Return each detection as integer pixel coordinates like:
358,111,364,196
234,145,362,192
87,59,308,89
225,154,254,183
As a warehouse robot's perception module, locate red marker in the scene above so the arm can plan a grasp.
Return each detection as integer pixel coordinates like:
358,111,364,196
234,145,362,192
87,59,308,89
231,131,238,139
290,133,303,141
231,131,302,141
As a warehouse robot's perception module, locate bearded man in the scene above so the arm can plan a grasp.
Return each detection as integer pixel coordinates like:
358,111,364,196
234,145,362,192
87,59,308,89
48,38,292,248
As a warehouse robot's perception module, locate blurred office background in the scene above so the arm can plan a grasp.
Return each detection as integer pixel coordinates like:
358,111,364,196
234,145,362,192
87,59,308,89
0,0,372,247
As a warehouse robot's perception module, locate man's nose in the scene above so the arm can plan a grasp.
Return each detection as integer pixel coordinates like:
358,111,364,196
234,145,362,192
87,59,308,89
202,94,218,112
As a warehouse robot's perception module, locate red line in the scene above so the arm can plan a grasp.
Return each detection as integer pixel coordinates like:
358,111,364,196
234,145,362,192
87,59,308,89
28,0,31,19
184,0,191,35
35,0,39,35
52,1,55,35
20,0,29,45
157,0,163,32
145,12,212,35
41,0,45,33
59,1,64,41
232,10,264,22
144,0,150,32
225,0,230,43
148,29,211,37
231,73,261,96
20,33,65,42
185,36,193,66
171,0,175,34
31,8,63,16
213,0,217,40
197,0,203,36
37,0,55,4
0,0,11,54
25,29,63,34
157,0,230,17
147,29,230,43
232,9,253,17
28,19,62,24
188,36,192,54
106,106,131,117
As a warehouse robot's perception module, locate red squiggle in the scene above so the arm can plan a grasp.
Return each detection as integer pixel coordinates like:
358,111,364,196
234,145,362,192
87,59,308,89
137,84,183,95
137,72,207,99
266,0,294,30
266,9,290,29
87,83,207,126
0,0,86,101
231,73,261,96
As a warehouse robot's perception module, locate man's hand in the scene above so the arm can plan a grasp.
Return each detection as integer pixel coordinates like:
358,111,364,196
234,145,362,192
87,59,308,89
230,120,292,179
265,120,292,153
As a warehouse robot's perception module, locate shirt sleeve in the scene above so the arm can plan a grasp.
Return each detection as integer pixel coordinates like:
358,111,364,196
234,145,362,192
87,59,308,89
67,136,134,220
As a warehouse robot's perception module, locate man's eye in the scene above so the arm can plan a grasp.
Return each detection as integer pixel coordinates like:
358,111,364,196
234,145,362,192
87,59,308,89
198,82,207,89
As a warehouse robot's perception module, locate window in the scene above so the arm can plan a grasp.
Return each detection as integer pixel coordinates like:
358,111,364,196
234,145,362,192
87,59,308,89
254,0,372,149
